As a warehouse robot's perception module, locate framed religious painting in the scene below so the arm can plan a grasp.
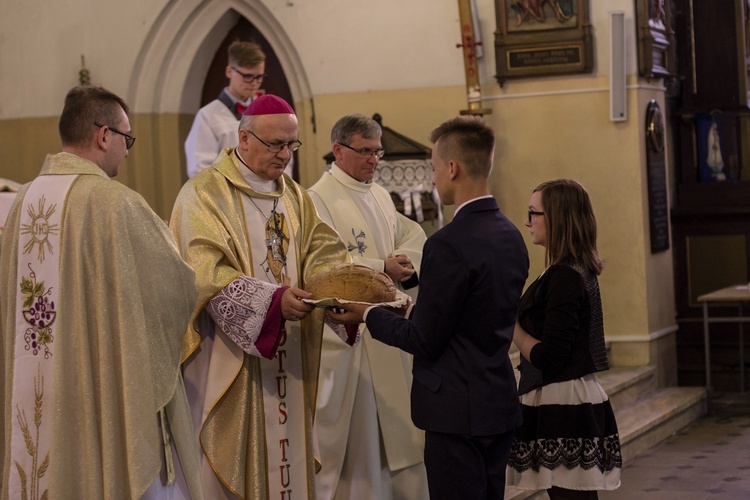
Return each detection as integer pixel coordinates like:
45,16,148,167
494,0,593,85
636,0,675,79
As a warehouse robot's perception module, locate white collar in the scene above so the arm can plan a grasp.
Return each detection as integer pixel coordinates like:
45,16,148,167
330,162,373,193
237,150,278,193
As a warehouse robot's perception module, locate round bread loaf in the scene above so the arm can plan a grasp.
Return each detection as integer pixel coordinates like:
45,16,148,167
306,264,397,303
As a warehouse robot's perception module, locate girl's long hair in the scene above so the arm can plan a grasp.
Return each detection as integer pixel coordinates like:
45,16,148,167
535,179,604,275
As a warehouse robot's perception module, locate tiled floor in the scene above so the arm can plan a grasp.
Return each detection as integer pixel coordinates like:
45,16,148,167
522,392,750,500
599,392,750,500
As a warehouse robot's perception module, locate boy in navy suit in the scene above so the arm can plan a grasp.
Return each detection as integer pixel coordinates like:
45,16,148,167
329,116,529,499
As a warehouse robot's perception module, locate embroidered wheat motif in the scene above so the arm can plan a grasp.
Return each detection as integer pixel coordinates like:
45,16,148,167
14,366,49,500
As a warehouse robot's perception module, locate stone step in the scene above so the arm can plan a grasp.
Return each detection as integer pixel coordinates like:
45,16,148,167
503,368,707,500
601,365,657,412
615,386,707,462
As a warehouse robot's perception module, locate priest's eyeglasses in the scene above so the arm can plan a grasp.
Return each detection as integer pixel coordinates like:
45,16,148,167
247,130,302,153
94,122,136,149
339,143,386,159
528,210,544,223
231,66,267,84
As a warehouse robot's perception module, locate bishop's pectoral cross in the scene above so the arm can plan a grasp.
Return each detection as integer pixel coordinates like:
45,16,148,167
267,229,283,261
265,212,290,285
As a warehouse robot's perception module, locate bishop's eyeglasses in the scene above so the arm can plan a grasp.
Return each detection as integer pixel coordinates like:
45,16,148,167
247,130,302,153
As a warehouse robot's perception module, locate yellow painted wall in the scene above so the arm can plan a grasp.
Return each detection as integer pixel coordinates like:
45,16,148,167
480,76,654,340
0,114,192,219
0,118,60,185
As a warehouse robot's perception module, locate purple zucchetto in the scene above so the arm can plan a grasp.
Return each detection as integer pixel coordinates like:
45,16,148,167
243,94,295,116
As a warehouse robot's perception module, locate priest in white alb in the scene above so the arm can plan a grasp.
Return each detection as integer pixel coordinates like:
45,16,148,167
308,114,429,500
170,95,357,499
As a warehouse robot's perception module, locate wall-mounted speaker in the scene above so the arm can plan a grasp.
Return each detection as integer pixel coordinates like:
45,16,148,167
610,11,627,122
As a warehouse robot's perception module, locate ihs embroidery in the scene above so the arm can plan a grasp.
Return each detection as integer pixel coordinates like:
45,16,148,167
20,195,60,263
20,264,56,358
347,228,367,256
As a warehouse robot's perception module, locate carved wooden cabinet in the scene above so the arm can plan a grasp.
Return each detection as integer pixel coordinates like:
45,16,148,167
674,0,750,207
672,0,750,390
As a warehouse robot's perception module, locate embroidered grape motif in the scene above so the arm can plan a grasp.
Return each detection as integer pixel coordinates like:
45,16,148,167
20,268,56,358
28,296,54,327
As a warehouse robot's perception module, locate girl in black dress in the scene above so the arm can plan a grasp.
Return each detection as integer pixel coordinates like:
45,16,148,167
507,179,622,500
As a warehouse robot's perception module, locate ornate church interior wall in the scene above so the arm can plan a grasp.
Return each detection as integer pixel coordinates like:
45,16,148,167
0,0,675,372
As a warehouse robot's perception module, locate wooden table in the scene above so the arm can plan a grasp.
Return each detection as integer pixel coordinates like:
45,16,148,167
697,284,750,393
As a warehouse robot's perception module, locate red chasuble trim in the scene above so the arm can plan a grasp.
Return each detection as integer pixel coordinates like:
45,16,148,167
257,285,289,359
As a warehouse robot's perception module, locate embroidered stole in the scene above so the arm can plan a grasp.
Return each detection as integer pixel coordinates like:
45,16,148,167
9,174,77,500
316,176,393,260
241,192,308,499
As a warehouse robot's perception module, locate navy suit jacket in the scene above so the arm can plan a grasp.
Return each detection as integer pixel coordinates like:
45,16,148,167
367,197,529,436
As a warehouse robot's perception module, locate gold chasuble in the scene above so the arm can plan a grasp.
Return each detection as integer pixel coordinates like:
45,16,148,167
170,149,350,499
0,153,201,499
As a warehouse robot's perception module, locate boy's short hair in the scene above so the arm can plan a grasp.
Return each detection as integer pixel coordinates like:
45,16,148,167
227,41,266,68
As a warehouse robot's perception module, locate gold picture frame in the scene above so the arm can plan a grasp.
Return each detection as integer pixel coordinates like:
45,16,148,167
494,0,593,85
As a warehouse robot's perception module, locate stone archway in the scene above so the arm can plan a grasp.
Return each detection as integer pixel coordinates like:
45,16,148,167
122,0,313,217
129,1,311,113
198,17,294,110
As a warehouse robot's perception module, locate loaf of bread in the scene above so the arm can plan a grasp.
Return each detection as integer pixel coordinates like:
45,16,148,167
306,264,397,303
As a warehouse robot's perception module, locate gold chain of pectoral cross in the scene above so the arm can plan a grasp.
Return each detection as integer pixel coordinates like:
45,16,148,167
248,196,290,285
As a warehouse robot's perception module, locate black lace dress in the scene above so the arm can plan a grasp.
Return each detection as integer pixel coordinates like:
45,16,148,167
506,259,622,491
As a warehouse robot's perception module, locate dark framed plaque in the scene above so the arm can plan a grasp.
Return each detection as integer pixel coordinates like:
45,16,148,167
494,0,593,85
646,100,670,253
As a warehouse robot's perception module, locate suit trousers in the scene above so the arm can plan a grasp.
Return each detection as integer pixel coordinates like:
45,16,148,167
423,429,515,500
